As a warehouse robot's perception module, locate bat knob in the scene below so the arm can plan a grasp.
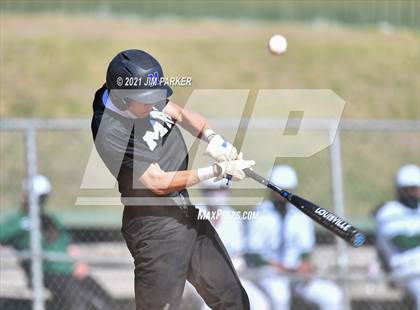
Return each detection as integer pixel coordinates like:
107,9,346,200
351,232,366,247
225,174,232,187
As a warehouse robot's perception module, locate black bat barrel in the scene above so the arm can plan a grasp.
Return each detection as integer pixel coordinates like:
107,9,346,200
289,195,365,247
244,168,365,247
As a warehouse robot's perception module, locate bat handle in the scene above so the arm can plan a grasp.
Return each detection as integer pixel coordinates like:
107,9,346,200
244,168,292,200
225,174,232,186
244,168,267,185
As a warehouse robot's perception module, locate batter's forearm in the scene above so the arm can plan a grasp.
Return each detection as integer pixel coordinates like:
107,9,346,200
160,170,202,195
139,163,216,196
180,109,210,139
164,101,211,139
156,168,218,195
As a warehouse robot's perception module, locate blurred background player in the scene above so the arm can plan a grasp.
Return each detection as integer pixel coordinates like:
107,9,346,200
374,164,420,310
247,165,343,310
0,174,113,310
197,178,270,310
182,179,270,310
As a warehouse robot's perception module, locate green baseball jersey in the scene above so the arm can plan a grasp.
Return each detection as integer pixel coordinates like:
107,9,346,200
0,210,73,274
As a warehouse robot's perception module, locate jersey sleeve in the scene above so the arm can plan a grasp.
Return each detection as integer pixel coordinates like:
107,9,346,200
94,113,159,180
125,132,159,180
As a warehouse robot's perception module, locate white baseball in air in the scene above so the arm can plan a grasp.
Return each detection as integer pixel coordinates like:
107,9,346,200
268,34,287,55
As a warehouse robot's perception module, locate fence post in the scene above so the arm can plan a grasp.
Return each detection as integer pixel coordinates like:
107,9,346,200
329,128,350,309
26,127,45,310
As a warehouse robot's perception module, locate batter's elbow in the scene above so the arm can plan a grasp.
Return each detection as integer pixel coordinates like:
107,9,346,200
147,177,172,196
139,166,175,196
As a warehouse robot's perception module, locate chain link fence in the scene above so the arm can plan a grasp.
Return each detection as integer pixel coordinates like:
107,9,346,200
0,118,419,310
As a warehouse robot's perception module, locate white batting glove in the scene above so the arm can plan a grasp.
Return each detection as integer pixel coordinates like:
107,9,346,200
213,153,255,181
205,134,238,162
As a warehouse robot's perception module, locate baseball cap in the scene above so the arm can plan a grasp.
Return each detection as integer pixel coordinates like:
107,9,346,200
269,165,298,189
23,174,52,197
396,164,420,187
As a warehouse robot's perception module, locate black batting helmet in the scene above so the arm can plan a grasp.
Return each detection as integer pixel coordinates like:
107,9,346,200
106,49,173,110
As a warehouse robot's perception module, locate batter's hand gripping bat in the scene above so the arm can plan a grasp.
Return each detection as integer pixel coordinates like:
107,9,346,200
244,168,366,247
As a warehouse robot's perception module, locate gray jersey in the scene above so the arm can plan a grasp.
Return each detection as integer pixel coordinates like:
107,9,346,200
91,85,189,205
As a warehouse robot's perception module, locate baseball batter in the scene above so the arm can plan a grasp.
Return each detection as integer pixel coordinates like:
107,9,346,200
91,49,254,309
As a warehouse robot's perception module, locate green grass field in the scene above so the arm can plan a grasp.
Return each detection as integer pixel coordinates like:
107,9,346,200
0,14,418,229
1,1,418,29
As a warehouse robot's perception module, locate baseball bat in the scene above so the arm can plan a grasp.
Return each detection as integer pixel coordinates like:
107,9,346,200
244,168,366,248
